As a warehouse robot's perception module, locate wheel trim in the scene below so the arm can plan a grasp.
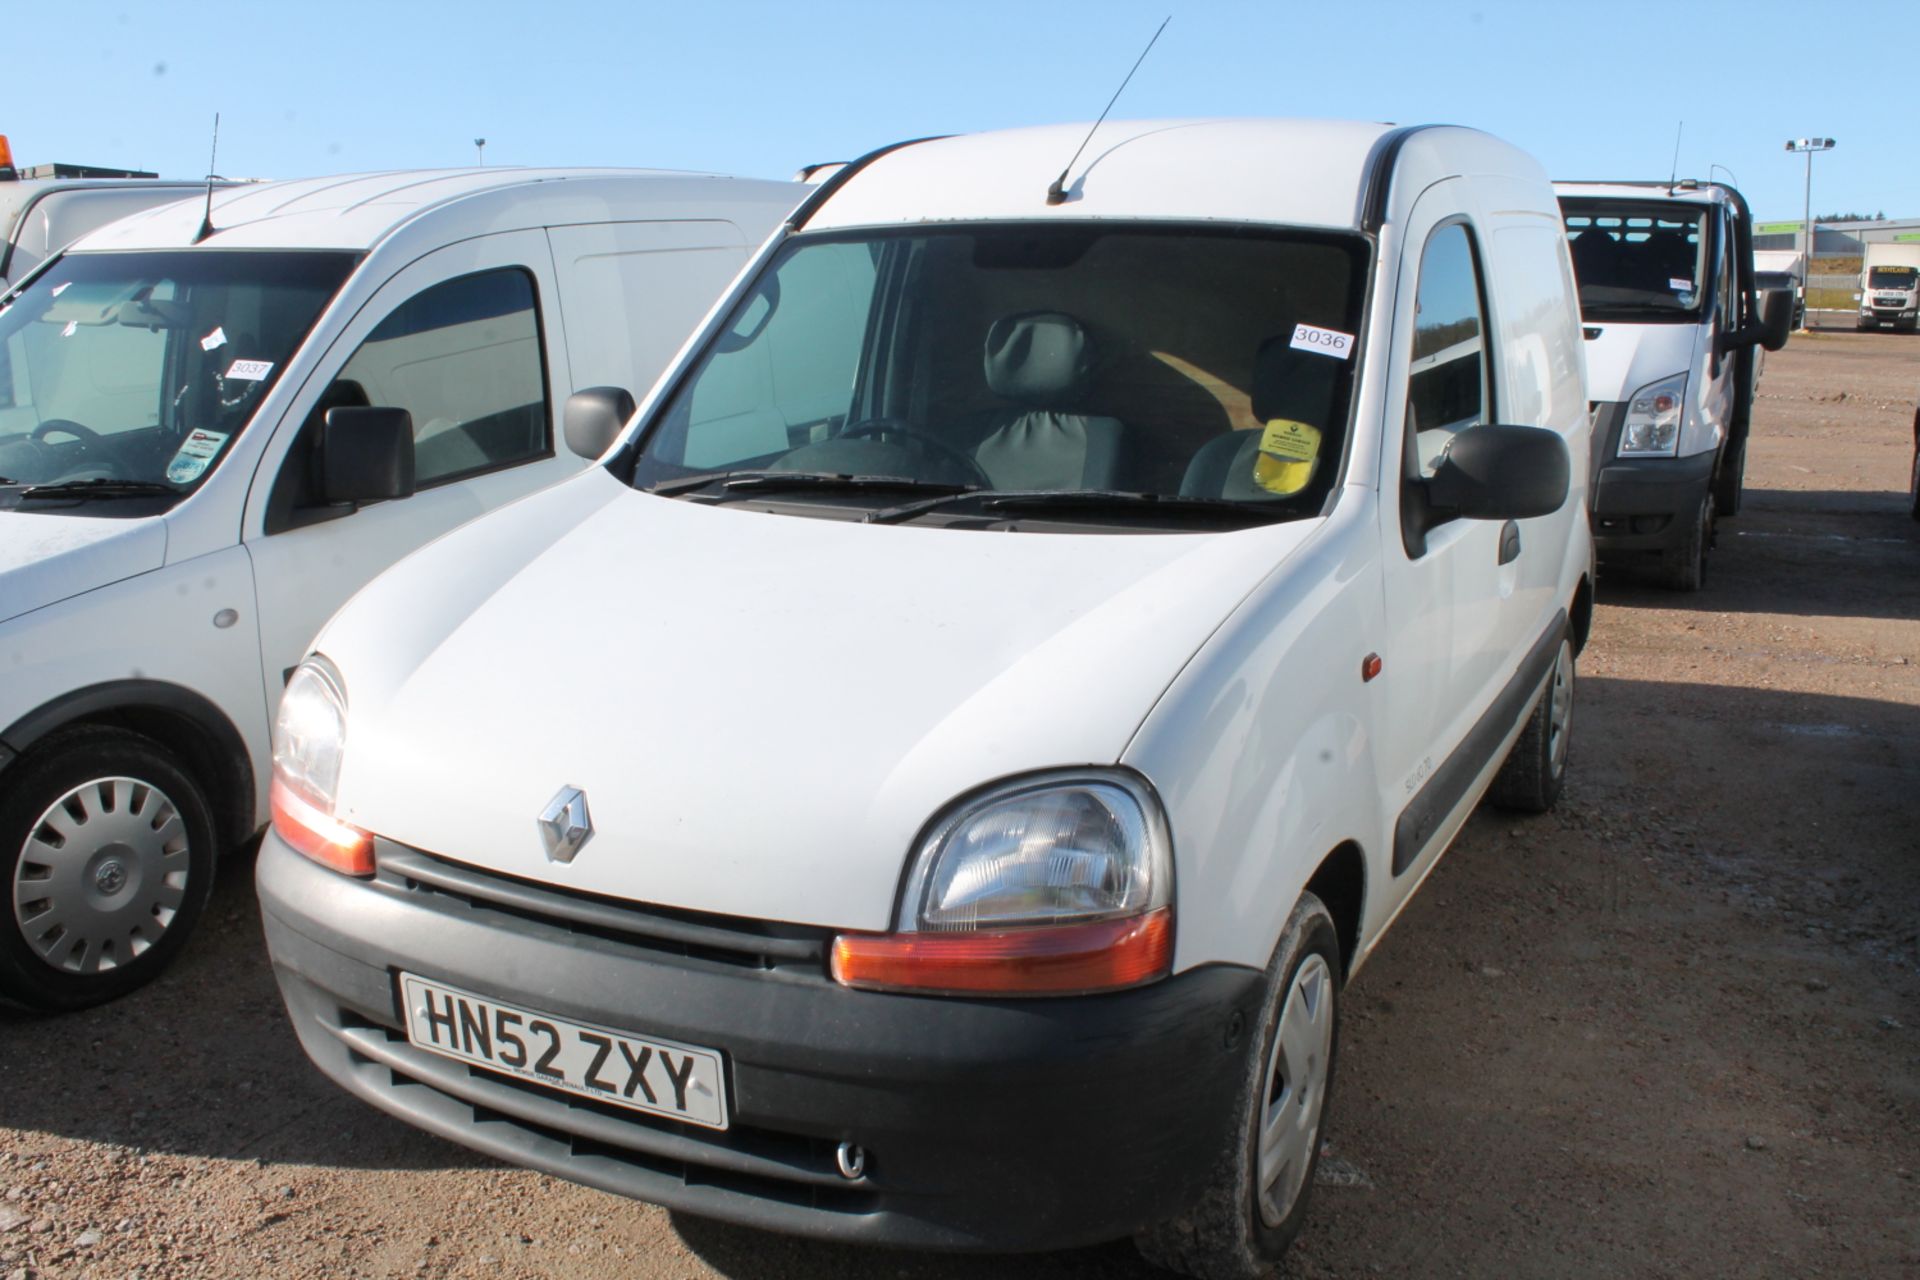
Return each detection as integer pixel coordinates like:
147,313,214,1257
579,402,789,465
1256,952,1334,1228
12,776,191,975
1547,641,1574,777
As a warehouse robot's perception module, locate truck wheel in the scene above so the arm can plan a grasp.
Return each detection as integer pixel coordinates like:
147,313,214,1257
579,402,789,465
1909,440,1920,523
1658,494,1711,591
1488,637,1574,813
1135,893,1340,1280
1713,438,1746,518
0,727,217,1011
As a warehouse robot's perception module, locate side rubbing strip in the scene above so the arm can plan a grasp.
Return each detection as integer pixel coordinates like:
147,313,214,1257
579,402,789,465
1357,124,1444,233
1392,610,1567,876
787,135,953,231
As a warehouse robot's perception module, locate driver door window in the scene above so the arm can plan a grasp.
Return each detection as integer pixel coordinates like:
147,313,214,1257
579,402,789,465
1405,222,1492,479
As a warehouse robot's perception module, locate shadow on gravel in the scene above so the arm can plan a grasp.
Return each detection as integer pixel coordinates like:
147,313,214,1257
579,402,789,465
668,1210,1156,1279
0,844,490,1173
1598,485,1920,617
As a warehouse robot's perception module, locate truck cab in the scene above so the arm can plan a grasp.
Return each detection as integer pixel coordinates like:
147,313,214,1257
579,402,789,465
1857,242,1920,331
1555,180,1791,589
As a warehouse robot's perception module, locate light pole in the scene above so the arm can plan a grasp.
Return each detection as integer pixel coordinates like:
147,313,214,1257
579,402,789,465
1784,137,1835,326
474,137,487,166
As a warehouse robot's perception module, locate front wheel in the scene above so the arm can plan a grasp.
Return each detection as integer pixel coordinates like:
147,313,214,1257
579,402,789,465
1136,893,1341,1280
1488,637,1574,813
1657,493,1712,591
0,727,218,1011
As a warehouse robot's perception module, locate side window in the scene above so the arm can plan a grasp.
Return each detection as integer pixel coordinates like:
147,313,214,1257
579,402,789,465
1716,210,1739,332
1406,222,1492,477
336,268,548,487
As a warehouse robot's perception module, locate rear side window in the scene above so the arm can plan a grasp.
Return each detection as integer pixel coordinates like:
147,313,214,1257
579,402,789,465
1406,222,1491,477
337,268,549,486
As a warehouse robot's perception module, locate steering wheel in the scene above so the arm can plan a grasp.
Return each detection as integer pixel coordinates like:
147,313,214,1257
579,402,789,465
839,418,989,487
30,419,104,449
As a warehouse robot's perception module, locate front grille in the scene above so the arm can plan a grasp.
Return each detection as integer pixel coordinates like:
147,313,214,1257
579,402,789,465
375,843,830,974
327,1010,878,1212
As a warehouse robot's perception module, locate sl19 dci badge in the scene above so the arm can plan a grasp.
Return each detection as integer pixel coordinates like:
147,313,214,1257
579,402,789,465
538,786,593,863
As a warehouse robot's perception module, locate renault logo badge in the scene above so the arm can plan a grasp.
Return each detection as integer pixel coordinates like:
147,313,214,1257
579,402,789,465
538,786,593,863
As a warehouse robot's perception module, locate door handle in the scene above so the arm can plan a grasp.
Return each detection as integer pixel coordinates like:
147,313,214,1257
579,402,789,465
1498,519,1521,565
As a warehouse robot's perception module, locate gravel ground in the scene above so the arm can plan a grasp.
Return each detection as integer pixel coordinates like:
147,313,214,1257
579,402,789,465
3,332,1917,1279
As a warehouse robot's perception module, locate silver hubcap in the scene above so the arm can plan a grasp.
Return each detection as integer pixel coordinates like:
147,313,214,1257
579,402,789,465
1547,641,1574,778
1256,952,1334,1227
12,777,190,974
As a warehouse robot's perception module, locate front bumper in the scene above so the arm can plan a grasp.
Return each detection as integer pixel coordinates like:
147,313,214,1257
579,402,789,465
258,832,1264,1252
1587,402,1716,554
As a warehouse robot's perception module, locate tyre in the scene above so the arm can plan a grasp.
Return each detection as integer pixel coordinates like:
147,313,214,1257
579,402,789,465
0,727,218,1011
1908,434,1919,523
1713,437,1746,519
1657,493,1711,591
1488,636,1574,813
1136,893,1340,1280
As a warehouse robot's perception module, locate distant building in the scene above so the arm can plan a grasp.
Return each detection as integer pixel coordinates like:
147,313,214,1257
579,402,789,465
1753,217,1920,257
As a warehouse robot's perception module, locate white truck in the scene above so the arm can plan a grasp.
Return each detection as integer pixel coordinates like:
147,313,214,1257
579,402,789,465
0,167,804,1010
1857,242,1920,331
1555,180,1792,589
259,119,1593,1278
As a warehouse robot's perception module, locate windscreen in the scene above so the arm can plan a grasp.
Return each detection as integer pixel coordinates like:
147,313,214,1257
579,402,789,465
0,250,356,500
1868,265,1918,290
631,224,1370,530
1560,201,1710,322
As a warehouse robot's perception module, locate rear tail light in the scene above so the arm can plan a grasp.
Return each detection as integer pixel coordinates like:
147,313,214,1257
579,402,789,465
830,907,1173,996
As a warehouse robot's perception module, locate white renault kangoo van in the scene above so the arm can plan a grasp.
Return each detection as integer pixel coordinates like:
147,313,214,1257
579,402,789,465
0,168,802,1009
260,121,1591,1277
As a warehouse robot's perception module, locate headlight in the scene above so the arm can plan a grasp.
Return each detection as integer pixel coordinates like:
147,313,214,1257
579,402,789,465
270,655,372,876
831,771,1174,996
1618,373,1687,457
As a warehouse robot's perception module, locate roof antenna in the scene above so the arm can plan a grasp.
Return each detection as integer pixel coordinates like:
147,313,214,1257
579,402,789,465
192,113,221,245
1045,15,1170,206
1665,120,1684,194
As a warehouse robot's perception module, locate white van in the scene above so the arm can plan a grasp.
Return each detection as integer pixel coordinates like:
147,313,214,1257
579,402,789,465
1555,180,1791,589
259,121,1591,1277
0,168,802,1009
0,141,227,292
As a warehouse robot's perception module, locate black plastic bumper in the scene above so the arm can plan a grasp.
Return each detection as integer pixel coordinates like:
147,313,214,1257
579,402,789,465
1588,404,1716,555
257,833,1264,1252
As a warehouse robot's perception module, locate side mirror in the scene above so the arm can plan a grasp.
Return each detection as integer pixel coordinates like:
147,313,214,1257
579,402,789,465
1756,289,1793,350
563,386,636,461
320,406,415,504
1405,424,1569,555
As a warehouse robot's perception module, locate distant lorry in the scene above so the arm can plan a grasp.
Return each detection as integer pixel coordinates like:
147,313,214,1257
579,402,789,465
1857,242,1920,331
0,135,224,291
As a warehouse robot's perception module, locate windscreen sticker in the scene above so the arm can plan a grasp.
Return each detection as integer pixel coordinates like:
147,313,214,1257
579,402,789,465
200,326,227,352
50,282,70,297
224,358,273,381
1289,322,1354,361
60,320,77,338
1669,278,1693,292
1252,419,1323,496
164,429,229,485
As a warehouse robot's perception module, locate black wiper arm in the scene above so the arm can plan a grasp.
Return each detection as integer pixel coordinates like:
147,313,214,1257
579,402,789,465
868,488,1281,527
647,469,978,501
19,478,182,500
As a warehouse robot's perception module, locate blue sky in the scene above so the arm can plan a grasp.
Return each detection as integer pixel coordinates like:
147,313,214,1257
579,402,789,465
6,0,1908,224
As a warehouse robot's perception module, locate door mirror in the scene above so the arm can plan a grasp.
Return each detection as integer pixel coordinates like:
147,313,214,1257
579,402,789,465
1755,289,1794,350
563,386,636,461
1407,424,1569,552
320,406,415,504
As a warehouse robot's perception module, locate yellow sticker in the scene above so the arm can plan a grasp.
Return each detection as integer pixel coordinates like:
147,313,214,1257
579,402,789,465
1252,419,1322,496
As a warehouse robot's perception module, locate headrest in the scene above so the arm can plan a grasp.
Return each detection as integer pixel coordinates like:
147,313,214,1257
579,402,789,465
1251,335,1340,427
983,311,1093,407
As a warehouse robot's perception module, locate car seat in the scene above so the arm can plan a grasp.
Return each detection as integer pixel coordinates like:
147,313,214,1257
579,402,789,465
971,311,1127,490
1180,336,1340,502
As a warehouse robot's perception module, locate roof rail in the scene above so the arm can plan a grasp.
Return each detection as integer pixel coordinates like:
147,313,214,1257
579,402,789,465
1358,125,1442,233
786,135,952,232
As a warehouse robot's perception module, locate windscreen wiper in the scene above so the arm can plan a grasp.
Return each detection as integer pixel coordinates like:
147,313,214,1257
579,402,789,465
18,478,182,500
866,488,1283,527
646,469,980,501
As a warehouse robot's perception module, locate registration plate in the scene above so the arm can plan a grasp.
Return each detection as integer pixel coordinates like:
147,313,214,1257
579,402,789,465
399,974,728,1129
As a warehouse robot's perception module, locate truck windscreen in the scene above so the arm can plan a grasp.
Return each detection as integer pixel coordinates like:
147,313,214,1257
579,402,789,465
1560,202,1709,323
1868,266,1918,289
